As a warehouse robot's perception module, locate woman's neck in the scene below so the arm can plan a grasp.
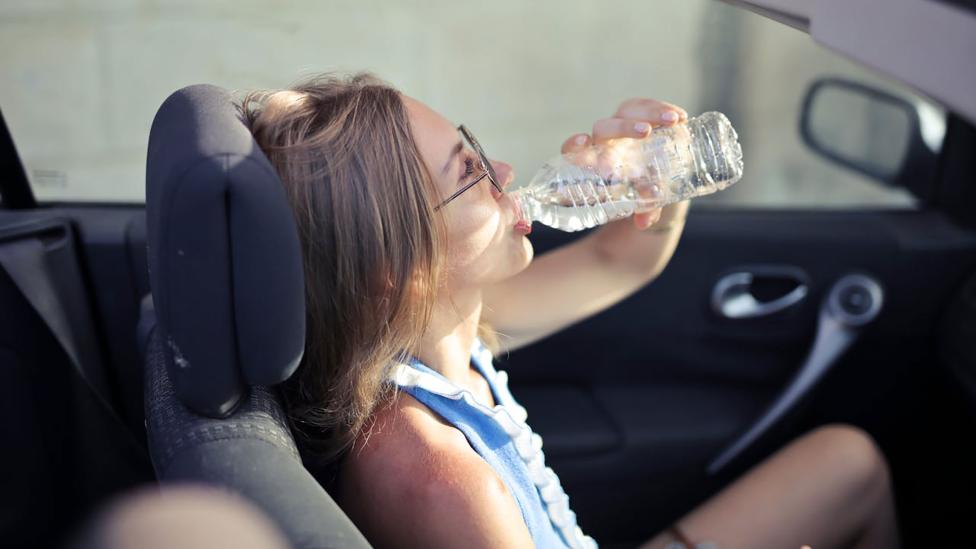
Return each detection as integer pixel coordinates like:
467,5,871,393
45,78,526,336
416,289,483,386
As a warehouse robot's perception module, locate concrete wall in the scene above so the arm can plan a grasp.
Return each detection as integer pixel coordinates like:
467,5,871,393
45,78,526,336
0,0,932,206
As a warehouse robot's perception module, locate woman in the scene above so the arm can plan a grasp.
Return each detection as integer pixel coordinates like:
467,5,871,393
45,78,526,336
241,73,900,549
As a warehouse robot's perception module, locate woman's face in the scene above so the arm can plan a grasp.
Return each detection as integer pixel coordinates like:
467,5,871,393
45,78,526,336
403,95,533,294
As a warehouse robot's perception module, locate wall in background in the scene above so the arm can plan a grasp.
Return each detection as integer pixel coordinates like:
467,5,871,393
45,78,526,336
0,0,934,207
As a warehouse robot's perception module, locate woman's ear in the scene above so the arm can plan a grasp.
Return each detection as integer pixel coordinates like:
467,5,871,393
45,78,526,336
404,269,425,301
379,268,421,302
406,265,441,305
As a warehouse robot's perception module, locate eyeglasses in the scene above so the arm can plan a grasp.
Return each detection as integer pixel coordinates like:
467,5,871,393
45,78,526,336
433,125,504,212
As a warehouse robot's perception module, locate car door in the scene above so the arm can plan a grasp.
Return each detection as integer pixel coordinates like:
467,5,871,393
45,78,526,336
0,157,154,546
504,207,976,546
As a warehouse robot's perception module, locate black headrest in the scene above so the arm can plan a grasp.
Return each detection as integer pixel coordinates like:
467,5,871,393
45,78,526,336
146,84,305,418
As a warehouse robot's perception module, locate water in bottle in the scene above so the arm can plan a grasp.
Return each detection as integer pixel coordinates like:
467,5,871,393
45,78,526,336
511,111,744,232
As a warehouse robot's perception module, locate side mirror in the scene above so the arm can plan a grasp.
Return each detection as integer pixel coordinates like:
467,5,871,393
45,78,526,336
800,77,939,202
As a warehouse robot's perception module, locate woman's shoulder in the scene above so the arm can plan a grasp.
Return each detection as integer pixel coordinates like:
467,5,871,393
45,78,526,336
337,391,532,547
341,390,478,490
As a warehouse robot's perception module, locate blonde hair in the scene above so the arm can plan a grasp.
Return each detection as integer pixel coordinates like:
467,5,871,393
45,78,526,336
239,73,499,465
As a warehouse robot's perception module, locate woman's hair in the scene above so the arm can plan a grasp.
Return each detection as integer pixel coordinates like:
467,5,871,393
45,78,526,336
238,73,499,465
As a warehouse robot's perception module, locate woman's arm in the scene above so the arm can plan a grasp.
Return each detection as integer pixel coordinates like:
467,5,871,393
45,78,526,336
483,98,690,355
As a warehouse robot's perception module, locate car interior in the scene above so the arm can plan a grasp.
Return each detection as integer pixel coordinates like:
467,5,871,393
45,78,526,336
2,1,976,548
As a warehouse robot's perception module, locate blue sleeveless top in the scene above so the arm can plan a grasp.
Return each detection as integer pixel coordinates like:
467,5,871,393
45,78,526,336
389,337,597,549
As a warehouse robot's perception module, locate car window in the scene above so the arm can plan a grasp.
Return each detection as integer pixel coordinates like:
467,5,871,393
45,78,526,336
0,0,945,207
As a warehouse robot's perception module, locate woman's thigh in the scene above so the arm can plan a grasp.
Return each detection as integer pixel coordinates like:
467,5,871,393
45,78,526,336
639,423,892,549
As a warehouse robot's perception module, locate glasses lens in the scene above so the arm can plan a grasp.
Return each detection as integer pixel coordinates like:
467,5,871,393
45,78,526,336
459,125,502,193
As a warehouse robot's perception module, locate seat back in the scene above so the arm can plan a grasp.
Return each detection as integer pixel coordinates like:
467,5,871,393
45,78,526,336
143,84,369,548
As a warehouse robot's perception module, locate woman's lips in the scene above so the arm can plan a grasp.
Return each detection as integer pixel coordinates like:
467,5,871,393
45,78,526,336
510,197,531,234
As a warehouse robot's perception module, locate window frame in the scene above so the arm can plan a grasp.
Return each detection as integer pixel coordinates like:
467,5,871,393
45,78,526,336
0,107,36,210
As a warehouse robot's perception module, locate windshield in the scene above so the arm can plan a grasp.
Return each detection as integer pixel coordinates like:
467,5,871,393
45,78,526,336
0,0,945,206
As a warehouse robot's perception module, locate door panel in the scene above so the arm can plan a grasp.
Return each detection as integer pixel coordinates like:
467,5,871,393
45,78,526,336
500,208,976,544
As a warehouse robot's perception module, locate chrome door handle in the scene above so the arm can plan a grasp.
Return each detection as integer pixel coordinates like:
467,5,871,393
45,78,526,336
711,271,808,319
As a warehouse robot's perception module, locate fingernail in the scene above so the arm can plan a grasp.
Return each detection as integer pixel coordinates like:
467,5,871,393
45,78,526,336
575,134,588,145
634,122,651,134
661,111,679,123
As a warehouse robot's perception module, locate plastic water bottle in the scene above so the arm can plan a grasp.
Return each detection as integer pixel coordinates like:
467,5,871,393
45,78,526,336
511,111,744,232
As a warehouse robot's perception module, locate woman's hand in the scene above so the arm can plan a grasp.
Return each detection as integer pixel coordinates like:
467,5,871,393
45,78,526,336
559,98,689,230
481,101,693,353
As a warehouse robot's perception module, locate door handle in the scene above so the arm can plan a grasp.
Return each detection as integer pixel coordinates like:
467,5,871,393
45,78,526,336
712,270,809,319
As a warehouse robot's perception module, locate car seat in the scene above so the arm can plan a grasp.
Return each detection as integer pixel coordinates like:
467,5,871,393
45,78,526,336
142,84,370,548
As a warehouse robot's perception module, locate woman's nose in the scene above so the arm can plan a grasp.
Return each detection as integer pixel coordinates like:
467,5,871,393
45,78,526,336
490,160,515,189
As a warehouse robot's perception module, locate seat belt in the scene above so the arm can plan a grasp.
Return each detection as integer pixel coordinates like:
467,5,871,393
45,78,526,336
0,228,144,451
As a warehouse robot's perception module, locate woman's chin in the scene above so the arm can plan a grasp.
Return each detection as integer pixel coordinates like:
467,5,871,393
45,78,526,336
516,236,534,268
